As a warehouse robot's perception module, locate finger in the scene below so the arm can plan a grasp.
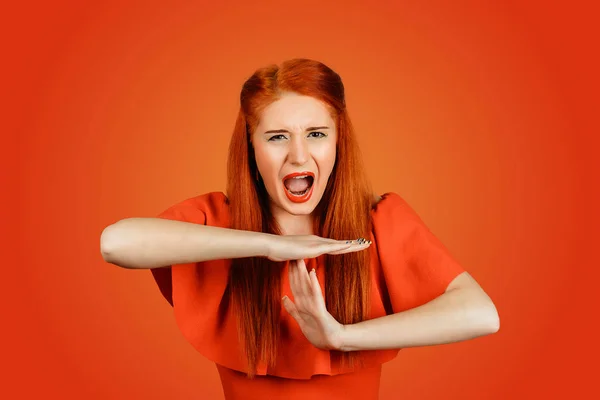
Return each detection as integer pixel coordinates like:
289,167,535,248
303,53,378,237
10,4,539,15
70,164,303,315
321,237,370,244
328,242,372,255
324,238,372,245
295,258,312,296
348,238,372,245
322,238,354,244
317,242,353,255
288,260,301,300
290,260,309,301
282,295,301,322
320,239,372,252
292,259,306,297
308,268,324,305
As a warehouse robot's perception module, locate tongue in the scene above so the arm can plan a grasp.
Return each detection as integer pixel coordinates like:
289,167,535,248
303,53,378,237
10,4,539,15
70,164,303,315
285,177,310,193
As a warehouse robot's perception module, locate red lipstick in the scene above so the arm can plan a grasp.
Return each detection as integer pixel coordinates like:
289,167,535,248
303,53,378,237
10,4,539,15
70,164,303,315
282,171,315,203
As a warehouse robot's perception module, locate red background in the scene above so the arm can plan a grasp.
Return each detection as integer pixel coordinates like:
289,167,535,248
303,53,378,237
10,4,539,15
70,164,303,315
5,1,598,398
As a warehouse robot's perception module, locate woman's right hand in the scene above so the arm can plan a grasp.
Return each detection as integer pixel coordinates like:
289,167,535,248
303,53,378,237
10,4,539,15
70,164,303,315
265,235,371,262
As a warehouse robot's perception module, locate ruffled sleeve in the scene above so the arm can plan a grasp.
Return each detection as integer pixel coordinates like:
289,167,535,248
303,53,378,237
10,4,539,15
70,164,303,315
149,191,256,372
151,191,229,307
147,190,465,379
371,192,465,313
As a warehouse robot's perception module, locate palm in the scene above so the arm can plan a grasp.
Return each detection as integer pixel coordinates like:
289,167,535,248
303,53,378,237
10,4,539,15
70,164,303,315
282,259,344,350
291,306,343,350
267,235,371,262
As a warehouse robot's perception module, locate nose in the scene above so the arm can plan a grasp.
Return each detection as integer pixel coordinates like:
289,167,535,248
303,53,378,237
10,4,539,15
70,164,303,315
288,135,309,166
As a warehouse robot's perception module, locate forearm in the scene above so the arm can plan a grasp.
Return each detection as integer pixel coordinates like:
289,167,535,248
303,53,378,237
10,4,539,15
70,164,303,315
338,287,499,351
100,218,270,269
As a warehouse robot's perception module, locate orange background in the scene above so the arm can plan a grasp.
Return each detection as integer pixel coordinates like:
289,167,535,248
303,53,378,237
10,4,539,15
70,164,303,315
5,1,598,399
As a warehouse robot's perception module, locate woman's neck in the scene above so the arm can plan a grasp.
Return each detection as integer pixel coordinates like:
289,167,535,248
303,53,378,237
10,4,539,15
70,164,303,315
270,206,314,236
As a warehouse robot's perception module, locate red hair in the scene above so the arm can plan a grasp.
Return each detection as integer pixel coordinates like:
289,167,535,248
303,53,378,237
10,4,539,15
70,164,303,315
226,59,373,377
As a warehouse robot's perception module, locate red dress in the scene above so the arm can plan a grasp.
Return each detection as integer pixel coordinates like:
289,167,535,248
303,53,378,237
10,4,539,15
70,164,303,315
151,192,464,399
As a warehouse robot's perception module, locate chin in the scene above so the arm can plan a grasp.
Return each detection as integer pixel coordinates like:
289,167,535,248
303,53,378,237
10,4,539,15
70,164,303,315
284,202,316,215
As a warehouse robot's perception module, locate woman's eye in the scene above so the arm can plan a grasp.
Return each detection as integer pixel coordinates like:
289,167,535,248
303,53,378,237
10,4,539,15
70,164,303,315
308,131,326,138
268,134,287,141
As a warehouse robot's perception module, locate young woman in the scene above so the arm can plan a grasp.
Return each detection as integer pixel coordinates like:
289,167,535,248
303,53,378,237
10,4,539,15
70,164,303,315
100,59,499,399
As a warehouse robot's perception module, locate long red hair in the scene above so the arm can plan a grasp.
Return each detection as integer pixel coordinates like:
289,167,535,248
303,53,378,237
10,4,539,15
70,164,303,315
225,59,373,377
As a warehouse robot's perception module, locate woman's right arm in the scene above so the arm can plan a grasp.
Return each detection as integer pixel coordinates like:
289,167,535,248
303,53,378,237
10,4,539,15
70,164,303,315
100,218,270,269
101,218,369,269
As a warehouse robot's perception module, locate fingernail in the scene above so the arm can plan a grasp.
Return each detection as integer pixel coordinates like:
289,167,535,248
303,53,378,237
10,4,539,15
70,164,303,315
311,268,316,274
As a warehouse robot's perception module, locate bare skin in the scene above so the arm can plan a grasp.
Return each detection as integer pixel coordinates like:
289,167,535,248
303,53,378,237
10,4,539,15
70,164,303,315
102,91,499,352
100,219,370,269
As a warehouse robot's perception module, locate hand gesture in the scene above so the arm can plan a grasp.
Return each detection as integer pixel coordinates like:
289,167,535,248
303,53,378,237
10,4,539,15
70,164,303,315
266,235,371,262
282,258,346,351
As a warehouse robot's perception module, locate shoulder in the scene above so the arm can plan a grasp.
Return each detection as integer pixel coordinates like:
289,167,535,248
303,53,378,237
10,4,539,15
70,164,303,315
371,192,412,214
369,193,466,311
157,191,229,224
185,191,229,212
370,192,425,232
372,193,383,207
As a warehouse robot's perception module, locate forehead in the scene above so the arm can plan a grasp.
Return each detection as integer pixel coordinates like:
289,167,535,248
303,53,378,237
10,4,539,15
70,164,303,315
257,92,334,130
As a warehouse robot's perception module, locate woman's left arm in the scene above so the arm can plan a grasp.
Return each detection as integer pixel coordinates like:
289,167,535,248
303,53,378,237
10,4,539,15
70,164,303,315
282,259,499,352
338,271,500,351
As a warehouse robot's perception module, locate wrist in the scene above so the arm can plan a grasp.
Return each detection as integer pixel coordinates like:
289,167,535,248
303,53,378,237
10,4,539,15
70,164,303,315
255,232,275,258
335,324,353,352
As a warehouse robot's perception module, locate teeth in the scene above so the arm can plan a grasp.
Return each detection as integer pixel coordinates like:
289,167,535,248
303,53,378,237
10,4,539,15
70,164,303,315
289,189,307,195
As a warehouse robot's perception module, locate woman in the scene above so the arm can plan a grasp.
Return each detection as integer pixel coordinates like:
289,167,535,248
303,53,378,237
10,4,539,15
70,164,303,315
100,59,499,399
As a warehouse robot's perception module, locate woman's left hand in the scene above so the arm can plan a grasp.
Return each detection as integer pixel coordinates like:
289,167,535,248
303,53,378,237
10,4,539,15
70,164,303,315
282,258,345,351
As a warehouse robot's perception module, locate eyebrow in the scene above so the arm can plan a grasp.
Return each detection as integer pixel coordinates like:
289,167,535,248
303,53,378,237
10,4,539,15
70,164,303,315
264,126,329,134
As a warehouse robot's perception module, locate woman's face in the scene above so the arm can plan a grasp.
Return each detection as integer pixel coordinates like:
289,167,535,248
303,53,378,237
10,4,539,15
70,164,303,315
251,91,337,216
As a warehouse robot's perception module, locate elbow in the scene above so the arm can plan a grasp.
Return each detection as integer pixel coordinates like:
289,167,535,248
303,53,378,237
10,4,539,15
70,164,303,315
464,291,500,336
487,307,500,334
480,299,500,335
100,224,117,263
100,222,128,266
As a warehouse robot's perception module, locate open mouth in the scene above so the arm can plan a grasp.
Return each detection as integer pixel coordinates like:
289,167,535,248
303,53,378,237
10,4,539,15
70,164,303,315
282,172,315,202
284,175,314,195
